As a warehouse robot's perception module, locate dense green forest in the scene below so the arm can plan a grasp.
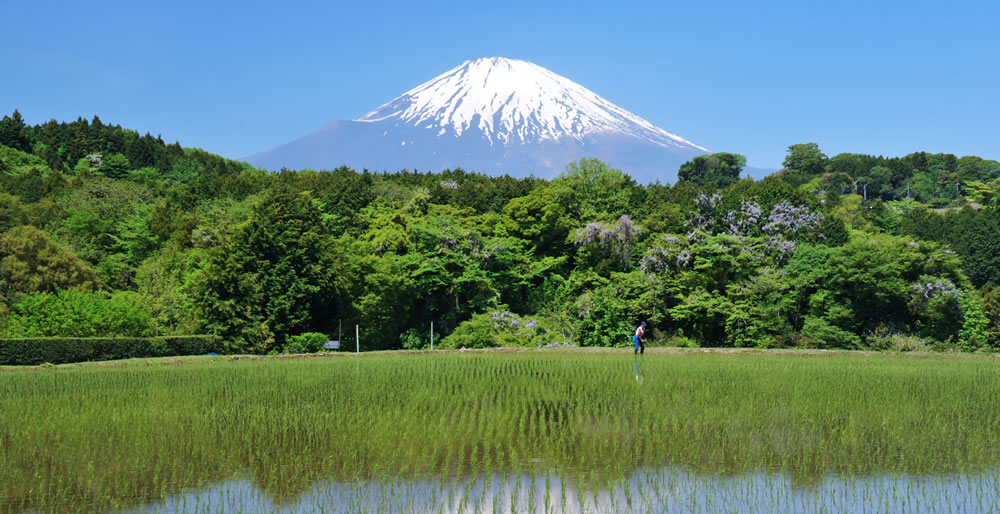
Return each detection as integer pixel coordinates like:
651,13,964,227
2,110,1000,353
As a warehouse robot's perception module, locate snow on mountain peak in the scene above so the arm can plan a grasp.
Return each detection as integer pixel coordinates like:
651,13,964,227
358,57,708,152
249,57,713,183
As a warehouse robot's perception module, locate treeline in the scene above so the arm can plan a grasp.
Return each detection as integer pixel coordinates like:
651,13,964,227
1,110,999,354
780,143,1000,205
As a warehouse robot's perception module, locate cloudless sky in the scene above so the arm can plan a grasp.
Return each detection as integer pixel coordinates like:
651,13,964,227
3,0,998,169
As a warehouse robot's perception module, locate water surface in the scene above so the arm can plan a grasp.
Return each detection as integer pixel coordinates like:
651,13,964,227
124,467,1000,513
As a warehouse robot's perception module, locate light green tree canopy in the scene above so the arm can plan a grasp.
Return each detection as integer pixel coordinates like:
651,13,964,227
0,225,96,304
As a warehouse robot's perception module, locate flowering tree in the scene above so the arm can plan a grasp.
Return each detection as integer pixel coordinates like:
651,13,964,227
573,215,642,271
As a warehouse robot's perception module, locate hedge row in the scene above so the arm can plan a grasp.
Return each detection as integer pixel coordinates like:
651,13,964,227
0,336,224,365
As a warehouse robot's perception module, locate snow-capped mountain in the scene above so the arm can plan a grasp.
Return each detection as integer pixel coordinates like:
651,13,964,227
248,57,710,182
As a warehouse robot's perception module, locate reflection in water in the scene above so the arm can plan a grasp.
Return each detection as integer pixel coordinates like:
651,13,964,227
633,355,645,385
6,353,1000,512
125,467,1000,513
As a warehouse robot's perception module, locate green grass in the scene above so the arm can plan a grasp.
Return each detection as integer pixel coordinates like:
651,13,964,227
1,350,999,512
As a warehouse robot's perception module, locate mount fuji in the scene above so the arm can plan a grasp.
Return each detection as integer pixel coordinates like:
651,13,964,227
247,57,710,183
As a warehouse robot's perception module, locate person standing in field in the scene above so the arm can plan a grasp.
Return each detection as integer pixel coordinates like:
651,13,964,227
633,321,647,355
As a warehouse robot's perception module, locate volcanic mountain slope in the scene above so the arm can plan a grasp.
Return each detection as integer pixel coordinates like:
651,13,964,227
248,57,709,183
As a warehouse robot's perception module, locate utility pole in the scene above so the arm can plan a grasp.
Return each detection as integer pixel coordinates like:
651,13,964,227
862,183,867,201
430,321,434,351
356,324,359,353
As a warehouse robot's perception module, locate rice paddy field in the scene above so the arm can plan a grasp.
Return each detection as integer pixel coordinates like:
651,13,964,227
2,349,1000,513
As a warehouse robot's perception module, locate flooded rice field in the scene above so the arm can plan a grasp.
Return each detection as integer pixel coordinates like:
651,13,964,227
2,351,999,512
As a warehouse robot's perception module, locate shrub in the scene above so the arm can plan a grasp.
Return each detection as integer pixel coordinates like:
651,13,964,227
284,332,328,354
866,334,933,353
575,292,634,347
799,317,861,349
888,336,932,353
440,309,548,349
3,289,151,337
665,334,700,348
958,291,990,352
865,327,934,353
400,328,428,350
440,313,498,349
0,336,223,365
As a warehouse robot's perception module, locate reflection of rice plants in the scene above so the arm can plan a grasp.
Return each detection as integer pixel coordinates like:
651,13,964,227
0,350,999,511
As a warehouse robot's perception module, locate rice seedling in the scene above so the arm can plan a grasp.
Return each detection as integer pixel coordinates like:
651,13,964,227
0,350,999,512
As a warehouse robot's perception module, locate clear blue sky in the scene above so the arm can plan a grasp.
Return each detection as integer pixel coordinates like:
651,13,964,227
3,0,998,169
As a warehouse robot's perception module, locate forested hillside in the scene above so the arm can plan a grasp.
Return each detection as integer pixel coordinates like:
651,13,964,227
2,110,1000,353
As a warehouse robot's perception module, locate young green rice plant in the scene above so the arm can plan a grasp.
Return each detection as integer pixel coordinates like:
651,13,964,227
2,350,1000,511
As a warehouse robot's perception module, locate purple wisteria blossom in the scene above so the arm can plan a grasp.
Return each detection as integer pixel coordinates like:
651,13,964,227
575,216,641,247
762,202,823,235
685,193,821,243
909,279,961,314
697,193,723,210
676,249,693,267
765,236,798,263
640,232,695,274
490,310,512,328
741,201,763,222
576,222,605,246
491,310,539,334
618,215,640,242
724,201,764,236
574,215,642,268
912,280,960,300
640,252,667,274
687,193,723,232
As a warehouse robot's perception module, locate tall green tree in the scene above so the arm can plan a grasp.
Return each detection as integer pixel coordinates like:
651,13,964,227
782,143,828,187
503,181,579,256
99,153,131,179
0,194,26,232
0,110,31,152
677,152,746,188
195,188,337,353
555,158,636,220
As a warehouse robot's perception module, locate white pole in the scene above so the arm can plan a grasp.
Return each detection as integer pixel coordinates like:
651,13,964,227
356,324,359,354
430,321,434,351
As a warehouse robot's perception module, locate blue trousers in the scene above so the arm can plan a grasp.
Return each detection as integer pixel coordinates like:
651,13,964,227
633,335,644,354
